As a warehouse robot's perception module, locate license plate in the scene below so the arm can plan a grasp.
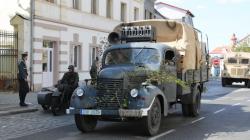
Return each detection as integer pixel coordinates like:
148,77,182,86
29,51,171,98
119,109,142,117
80,109,101,115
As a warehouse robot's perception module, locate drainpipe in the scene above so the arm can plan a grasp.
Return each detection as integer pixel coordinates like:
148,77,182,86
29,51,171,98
30,0,34,91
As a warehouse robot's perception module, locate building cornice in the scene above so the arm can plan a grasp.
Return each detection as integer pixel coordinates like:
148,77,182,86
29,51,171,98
34,15,113,33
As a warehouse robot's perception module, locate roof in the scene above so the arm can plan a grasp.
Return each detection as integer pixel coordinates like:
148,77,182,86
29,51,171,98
237,34,250,44
210,46,232,54
10,13,29,23
155,2,195,17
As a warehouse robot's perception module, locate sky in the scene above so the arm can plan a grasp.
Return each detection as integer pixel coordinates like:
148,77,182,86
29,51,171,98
0,0,29,31
0,0,249,50
156,0,250,50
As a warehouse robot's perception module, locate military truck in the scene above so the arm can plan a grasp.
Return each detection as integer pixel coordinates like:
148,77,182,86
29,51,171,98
221,52,250,88
67,19,209,136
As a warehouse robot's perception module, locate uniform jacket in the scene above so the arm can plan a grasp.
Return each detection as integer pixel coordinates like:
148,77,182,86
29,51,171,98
18,59,28,81
61,72,79,88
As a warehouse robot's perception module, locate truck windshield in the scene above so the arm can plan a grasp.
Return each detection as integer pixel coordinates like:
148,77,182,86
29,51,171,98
104,48,160,66
240,59,249,64
228,58,237,64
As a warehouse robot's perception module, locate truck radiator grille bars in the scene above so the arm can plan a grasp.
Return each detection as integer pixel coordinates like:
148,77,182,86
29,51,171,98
231,68,245,76
97,79,125,109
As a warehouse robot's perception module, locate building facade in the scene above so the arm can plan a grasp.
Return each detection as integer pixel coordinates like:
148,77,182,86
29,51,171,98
11,0,162,90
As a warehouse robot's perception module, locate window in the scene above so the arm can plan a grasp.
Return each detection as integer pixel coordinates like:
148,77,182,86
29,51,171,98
73,0,80,10
241,59,249,64
134,7,139,21
104,48,160,66
149,12,153,19
72,45,81,69
45,0,54,3
121,3,127,22
144,10,147,19
106,0,113,18
228,58,237,64
91,0,98,14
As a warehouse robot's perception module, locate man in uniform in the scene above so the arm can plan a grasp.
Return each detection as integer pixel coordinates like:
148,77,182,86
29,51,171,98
18,52,29,106
90,57,99,84
60,65,79,104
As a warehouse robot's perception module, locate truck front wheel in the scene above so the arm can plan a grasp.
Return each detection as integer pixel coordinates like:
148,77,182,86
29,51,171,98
222,78,226,87
74,114,97,132
142,97,162,136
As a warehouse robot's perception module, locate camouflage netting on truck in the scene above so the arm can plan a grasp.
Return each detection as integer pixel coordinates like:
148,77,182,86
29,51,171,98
113,19,205,72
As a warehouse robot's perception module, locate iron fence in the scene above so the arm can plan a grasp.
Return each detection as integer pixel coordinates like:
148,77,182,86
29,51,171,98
0,30,18,91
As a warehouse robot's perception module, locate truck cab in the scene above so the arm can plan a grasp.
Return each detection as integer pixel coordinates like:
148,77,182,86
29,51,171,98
67,19,209,136
221,52,250,87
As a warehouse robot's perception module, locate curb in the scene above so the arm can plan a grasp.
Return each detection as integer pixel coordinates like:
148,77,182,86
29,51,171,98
0,106,39,116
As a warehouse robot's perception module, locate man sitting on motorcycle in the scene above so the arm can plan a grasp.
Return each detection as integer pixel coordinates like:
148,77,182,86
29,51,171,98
59,65,79,106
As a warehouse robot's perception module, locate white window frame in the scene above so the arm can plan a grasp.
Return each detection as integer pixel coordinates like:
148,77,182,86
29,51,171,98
91,0,99,15
134,7,139,21
106,0,113,18
121,2,127,22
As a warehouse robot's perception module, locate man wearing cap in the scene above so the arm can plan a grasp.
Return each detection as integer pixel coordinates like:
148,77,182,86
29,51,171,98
18,52,29,106
90,57,99,84
60,65,79,103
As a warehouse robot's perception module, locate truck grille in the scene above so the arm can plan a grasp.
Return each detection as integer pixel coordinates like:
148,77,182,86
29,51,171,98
231,68,245,76
97,79,125,109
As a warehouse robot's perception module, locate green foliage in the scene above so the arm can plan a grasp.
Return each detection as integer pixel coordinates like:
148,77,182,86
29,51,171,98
234,42,250,52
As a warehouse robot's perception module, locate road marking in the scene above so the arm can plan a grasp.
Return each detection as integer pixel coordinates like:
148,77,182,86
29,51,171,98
191,117,205,124
214,108,226,114
149,129,176,140
232,103,241,106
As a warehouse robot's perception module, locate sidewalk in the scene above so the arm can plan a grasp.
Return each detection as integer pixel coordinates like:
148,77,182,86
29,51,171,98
0,91,39,116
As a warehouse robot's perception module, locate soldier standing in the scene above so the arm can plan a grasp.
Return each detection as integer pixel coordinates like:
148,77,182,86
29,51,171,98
90,57,99,84
18,52,29,107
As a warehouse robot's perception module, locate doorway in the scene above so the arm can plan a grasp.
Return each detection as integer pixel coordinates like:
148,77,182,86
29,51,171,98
42,41,54,87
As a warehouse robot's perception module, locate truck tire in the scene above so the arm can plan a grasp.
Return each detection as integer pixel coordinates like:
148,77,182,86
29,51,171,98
182,86,201,117
222,78,226,87
74,114,97,132
142,97,162,136
247,80,250,88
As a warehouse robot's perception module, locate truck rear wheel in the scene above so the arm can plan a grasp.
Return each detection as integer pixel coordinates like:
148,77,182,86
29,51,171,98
75,114,97,132
247,80,250,88
182,86,201,117
142,97,162,136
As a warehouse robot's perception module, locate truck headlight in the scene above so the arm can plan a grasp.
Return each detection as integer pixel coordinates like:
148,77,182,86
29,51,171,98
76,89,84,97
130,89,138,98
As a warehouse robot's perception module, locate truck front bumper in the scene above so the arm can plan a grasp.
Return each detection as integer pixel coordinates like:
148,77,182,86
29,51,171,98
66,107,150,117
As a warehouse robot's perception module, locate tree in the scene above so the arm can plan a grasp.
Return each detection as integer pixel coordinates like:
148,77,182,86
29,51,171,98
234,42,250,52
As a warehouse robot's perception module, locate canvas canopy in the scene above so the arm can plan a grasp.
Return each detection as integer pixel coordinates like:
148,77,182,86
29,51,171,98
113,19,205,72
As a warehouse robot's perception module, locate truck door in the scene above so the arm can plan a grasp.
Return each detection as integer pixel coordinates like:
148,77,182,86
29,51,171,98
162,50,177,102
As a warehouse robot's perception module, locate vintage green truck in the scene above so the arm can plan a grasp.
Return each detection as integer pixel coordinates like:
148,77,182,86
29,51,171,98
66,19,209,136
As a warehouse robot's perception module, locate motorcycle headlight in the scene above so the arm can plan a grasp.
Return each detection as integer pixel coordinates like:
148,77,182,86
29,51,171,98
130,89,139,98
76,89,84,97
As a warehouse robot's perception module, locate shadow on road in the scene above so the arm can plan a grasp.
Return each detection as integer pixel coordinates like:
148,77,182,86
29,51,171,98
10,102,250,140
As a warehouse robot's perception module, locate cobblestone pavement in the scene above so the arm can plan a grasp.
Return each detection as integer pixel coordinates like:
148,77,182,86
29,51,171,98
0,110,74,140
0,91,74,140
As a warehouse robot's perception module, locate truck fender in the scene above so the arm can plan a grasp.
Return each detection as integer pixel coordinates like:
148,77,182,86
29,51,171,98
140,85,168,117
70,84,97,109
181,83,200,104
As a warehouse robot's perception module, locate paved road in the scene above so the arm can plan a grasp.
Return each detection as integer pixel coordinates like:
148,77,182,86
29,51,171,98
3,79,250,140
